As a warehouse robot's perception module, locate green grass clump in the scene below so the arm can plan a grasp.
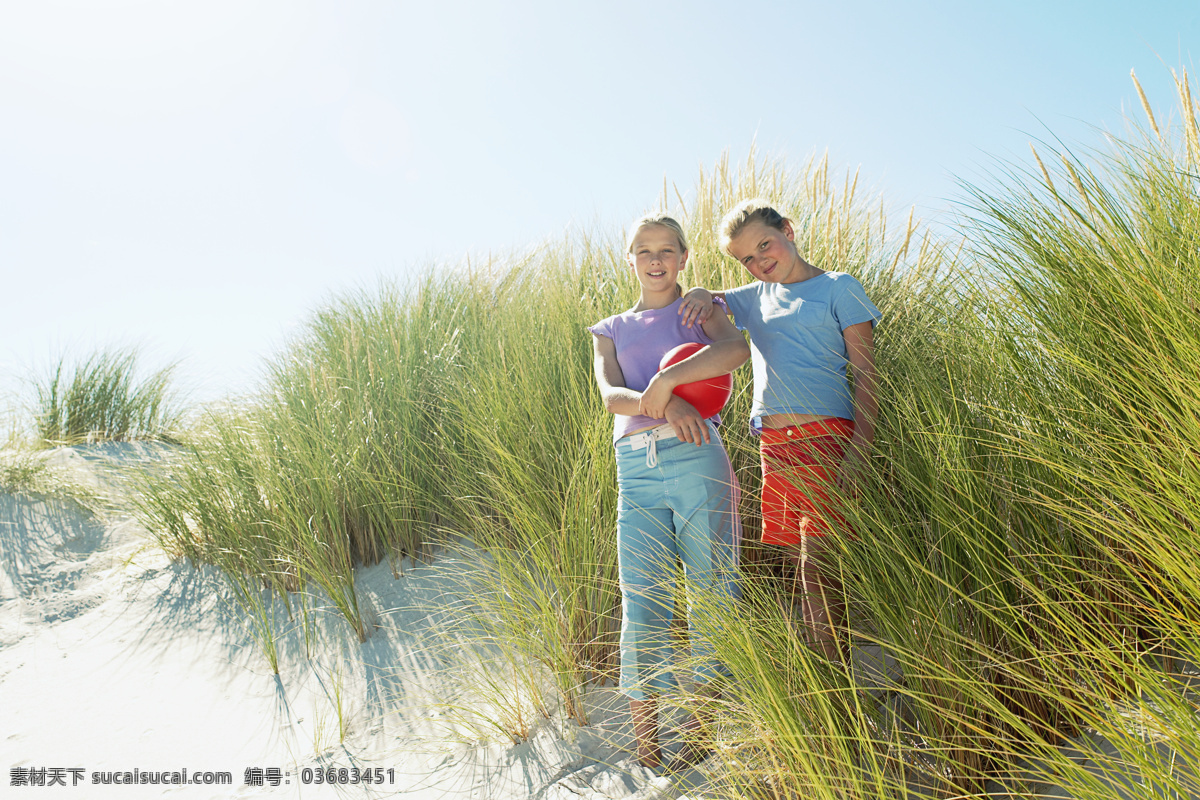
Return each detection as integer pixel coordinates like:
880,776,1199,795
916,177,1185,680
33,348,183,446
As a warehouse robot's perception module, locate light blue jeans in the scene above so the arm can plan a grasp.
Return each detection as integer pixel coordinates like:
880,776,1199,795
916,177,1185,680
615,423,741,701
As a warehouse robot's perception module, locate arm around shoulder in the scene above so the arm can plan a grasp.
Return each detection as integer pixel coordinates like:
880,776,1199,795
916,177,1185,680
678,286,730,328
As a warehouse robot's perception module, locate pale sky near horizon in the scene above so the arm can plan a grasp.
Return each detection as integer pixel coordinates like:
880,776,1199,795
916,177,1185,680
1,0,1196,405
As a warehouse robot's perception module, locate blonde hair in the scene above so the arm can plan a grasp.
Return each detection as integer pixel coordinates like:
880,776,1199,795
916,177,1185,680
625,212,689,254
718,199,790,255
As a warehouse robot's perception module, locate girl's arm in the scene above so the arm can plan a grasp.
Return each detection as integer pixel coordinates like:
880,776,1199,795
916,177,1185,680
841,320,878,484
592,334,643,417
593,334,714,445
637,310,750,420
678,287,729,328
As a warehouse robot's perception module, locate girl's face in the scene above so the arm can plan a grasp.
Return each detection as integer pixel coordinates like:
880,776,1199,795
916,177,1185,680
727,220,800,283
627,224,688,293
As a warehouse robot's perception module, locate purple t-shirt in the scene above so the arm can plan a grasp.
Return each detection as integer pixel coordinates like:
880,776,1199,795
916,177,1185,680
588,297,727,441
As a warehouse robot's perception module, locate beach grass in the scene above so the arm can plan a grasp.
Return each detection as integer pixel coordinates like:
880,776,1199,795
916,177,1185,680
672,69,1200,798
32,348,183,446
127,69,1200,797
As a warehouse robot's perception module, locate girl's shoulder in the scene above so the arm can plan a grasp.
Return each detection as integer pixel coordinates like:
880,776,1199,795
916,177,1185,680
809,271,870,297
724,281,764,297
818,272,882,325
722,281,766,309
819,270,856,283
587,311,621,338
589,298,683,337
827,271,876,297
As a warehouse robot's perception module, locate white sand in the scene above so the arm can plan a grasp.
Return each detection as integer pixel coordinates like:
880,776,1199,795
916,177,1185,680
0,445,714,799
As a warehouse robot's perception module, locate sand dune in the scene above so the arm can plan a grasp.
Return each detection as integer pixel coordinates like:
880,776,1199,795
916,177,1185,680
0,445,699,799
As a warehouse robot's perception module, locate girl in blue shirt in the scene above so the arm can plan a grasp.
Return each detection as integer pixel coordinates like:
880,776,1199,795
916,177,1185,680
679,199,881,660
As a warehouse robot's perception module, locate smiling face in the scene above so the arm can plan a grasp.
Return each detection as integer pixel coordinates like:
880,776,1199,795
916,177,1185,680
726,219,800,283
627,223,688,294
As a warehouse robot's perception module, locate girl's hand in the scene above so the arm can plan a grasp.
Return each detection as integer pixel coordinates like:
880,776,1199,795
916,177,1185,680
679,288,715,328
638,373,676,420
664,396,710,445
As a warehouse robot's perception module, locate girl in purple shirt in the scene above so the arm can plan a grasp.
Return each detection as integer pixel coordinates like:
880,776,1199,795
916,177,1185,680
589,213,748,769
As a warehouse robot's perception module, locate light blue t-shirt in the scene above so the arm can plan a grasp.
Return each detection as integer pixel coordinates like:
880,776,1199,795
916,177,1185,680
723,272,881,425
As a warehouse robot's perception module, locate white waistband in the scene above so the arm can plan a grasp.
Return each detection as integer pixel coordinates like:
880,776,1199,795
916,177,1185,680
623,423,675,449
623,423,674,468
621,421,717,468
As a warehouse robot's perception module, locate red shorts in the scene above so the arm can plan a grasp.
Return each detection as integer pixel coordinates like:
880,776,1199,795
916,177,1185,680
759,418,854,546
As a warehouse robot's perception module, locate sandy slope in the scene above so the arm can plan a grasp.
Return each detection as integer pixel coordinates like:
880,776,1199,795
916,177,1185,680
0,446,699,799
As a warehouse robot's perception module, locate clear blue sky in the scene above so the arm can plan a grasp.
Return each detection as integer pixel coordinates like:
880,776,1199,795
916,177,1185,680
1,0,1195,403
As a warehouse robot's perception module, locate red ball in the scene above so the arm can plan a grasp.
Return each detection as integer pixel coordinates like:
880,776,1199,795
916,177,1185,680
657,342,733,419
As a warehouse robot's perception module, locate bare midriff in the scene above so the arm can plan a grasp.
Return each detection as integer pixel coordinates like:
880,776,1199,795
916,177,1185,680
761,412,837,429
626,413,838,437
621,422,665,439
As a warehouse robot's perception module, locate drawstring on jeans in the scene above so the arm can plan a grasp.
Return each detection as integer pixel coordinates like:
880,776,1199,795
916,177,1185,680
626,421,715,468
626,423,674,468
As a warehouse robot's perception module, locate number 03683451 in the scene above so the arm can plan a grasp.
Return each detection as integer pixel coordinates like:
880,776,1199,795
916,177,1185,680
300,767,395,785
